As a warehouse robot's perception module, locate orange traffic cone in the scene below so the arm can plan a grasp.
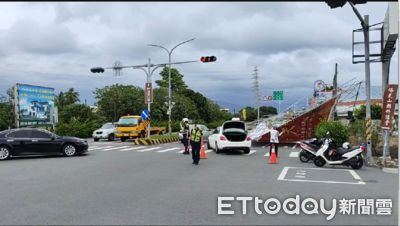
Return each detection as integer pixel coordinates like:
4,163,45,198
269,144,278,164
200,140,208,159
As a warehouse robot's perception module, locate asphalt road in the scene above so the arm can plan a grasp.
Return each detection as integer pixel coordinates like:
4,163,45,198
0,139,397,225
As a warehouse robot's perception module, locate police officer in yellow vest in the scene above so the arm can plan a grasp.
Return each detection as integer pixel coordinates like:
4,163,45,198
190,122,203,165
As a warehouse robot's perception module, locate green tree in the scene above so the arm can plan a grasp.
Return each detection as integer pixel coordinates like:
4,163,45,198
94,84,146,122
315,120,349,146
55,88,80,108
0,102,14,130
259,106,277,117
55,103,104,138
155,67,188,93
239,107,257,121
354,104,382,120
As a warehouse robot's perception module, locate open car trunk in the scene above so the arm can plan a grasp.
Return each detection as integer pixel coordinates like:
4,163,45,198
222,121,247,142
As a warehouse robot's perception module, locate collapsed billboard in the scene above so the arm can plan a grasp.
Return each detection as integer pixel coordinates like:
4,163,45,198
15,83,55,127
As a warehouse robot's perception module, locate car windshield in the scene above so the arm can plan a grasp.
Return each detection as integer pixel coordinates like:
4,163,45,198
117,118,138,126
101,123,115,129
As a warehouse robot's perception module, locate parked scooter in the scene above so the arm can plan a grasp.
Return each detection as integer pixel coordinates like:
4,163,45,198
297,138,322,162
313,140,366,170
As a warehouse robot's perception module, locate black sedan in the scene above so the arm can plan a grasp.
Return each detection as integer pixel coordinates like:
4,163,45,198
0,128,89,160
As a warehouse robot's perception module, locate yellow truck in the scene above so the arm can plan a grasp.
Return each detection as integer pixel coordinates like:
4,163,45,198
115,115,166,142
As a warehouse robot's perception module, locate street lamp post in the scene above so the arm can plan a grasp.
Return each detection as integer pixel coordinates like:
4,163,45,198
148,38,196,135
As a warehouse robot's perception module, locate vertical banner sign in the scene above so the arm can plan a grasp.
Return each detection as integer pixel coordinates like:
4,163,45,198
381,84,398,129
15,83,55,127
144,82,153,104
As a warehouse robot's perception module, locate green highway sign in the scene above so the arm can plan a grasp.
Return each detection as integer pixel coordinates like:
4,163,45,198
273,90,284,100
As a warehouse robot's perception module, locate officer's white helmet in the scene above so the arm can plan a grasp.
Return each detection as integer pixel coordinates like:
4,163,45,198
342,142,350,149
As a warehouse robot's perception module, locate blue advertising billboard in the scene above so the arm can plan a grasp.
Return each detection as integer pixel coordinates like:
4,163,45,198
16,84,55,127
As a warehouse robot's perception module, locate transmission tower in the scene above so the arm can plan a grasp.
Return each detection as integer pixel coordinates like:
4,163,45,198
252,66,261,124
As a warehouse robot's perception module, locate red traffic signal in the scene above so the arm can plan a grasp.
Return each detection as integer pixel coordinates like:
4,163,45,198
200,56,217,63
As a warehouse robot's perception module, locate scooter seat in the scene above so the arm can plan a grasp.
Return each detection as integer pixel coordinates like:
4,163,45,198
336,146,359,155
304,142,320,150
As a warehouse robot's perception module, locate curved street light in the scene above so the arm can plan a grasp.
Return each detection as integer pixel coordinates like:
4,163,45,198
148,38,196,135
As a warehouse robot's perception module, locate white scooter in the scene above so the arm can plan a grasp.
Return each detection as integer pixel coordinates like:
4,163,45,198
313,139,366,170
298,138,324,162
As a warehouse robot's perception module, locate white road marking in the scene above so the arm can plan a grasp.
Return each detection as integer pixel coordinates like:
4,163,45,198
277,167,289,181
264,152,270,157
246,150,257,156
289,152,299,158
157,147,180,153
177,150,185,154
90,146,113,151
205,150,213,153
102,146,130,151
294,175,306,179
119,147,146,152
137,147,162,152
277,166,366,185
292,144,298,149
349,170,362,180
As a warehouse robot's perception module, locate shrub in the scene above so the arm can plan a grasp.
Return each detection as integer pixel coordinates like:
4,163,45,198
348,119,381,156
315,120,349,146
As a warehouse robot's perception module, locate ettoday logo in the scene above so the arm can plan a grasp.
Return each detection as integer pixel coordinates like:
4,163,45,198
218,196,392,220
218,195,337,221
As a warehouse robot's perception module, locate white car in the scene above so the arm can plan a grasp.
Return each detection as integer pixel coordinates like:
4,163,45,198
207,120,251,154
92,123,117,142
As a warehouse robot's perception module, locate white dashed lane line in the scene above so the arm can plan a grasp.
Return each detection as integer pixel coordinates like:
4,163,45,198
102,146,130,151
289,152,299,157
246,150,257,156
119,147,146,152
137,147,162,152
157,147,180,153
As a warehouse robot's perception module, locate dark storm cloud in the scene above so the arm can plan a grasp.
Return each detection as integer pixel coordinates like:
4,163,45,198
0,2,394,110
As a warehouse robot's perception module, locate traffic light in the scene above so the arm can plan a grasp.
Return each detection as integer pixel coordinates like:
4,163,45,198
90,67,105,73
325,0,367,9
325,0,346,8
200,56,217,63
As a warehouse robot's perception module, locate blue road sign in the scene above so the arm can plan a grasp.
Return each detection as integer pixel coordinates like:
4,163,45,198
141,109,150,120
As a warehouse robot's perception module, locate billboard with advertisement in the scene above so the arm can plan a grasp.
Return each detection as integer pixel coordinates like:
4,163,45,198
15,83,55,127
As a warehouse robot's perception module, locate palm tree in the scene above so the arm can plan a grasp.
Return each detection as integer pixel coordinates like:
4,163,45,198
64,88,80,105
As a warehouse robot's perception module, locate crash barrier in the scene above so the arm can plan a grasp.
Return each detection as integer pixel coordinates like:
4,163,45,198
134,136,179,145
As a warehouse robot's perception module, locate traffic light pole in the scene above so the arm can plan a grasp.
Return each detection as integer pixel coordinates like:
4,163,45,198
348,2,374,165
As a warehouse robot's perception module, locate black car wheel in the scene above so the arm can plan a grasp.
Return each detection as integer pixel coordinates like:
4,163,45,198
121,137,127,142
299,150,310,163
108,133,115,141
207,141,211,149
62,144,77,157
243,148,250,154
94,138,100,142
0,146,11,160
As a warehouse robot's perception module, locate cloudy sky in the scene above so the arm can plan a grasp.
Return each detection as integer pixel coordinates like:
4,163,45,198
0,2,397,112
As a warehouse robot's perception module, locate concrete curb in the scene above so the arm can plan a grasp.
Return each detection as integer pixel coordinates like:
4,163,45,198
134,137,179,145
382,167,399,174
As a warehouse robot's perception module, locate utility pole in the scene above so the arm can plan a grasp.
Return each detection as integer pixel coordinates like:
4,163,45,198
252,67,261,124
